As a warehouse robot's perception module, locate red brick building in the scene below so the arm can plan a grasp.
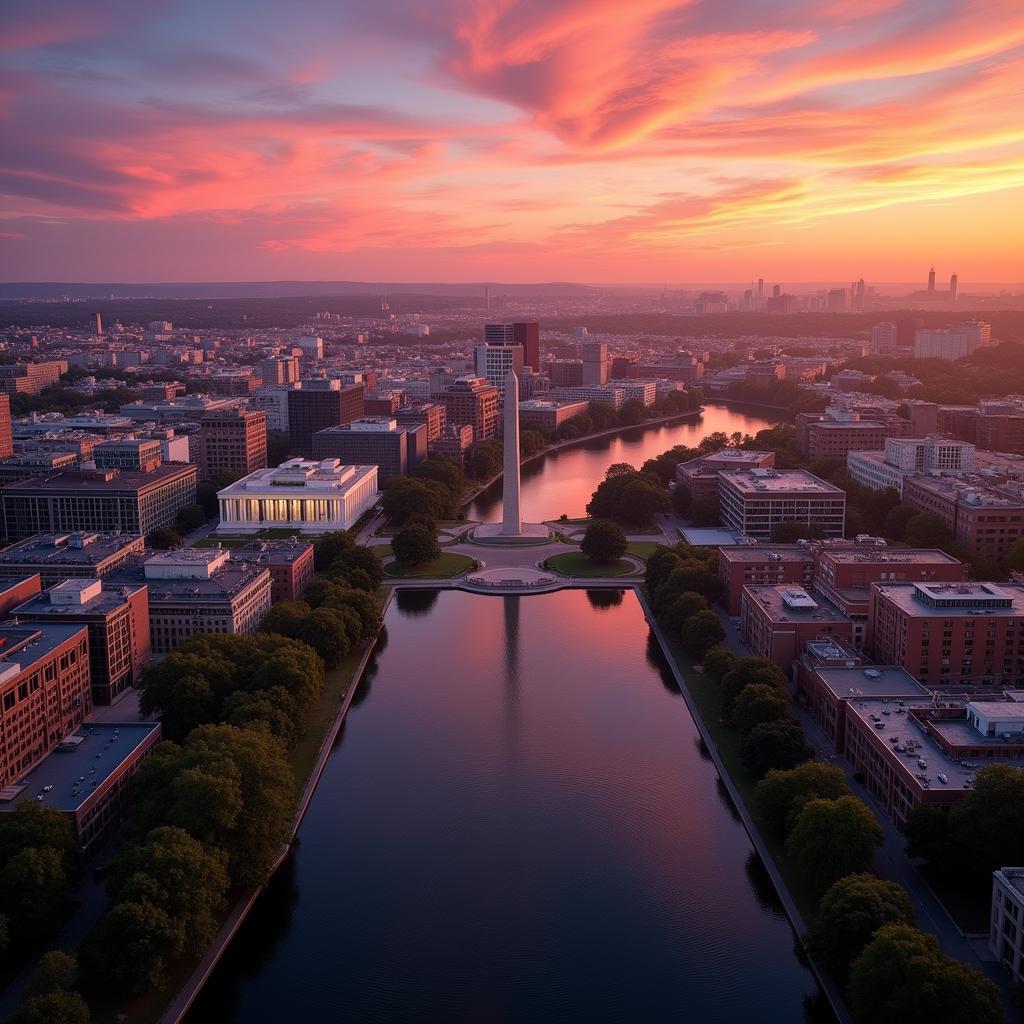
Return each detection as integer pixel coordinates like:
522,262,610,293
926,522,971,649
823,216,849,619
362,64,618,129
0,394,12,459
0,575,42,619
229,539,315,603
434,377,499,441
676,449,775,503
718,545,813,615
739,584,853,671
0,622,91,788
198,408,267,482
867,580,1024,689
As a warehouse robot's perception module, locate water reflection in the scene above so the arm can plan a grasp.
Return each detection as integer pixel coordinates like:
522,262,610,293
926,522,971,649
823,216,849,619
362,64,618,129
395,588,439,615
586,588,624,610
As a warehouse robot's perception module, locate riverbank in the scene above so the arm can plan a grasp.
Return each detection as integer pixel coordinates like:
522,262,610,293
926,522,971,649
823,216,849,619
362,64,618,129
637,589,850,1023
159,591,395,1024
460,405,703,508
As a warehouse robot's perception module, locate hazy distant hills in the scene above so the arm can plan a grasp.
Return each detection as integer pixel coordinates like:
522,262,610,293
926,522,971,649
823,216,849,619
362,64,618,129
0,281,602,301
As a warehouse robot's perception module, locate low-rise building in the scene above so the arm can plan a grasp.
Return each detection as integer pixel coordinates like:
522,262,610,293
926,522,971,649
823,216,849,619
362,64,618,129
430,424,474,461
0,451,79,484
717,544,814,615
395,402,445,443
990,867,1024,985
517,399,590,433
719,468,846,540
216,459,378,534
0,463,198,540
228,539,315,603
0,532,146,585
0,622,91,788
868,581,1024,689
847,436,977,495
676,449,775,503
109,548,272,655
0,723,161,858
12,579,151,706
312,417,426,479
739,584,853,671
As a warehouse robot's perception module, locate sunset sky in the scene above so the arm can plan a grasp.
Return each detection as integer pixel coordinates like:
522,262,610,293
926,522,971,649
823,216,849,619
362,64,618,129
2,0,1023,283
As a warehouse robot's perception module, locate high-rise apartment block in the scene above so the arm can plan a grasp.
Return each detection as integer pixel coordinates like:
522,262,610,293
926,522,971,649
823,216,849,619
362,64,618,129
259,356,300,385
914,321,991,360
475,343,524,400
0,361,68,395
581,343,609,386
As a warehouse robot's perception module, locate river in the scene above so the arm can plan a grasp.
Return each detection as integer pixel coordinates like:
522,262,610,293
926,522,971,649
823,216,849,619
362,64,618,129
467,402,781,522
188,589,827,1023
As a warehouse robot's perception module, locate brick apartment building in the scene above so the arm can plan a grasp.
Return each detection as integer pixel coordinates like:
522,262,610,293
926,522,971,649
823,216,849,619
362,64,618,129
0,622,91,788
198,408,267,480
0,361,68,396
675,449,775,503
0,394,12,458
396,402,445,443
718,545,814,615
739,584,853,671
867,580,1024,689
433,376,500,441
228,539,315,603
13,579,151,705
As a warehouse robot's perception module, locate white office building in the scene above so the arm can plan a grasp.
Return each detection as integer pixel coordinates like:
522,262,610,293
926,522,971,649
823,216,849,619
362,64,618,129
914,321,991,360
475,343,523,400
216,458,378,534
847,436,976,495
990,867,1024,984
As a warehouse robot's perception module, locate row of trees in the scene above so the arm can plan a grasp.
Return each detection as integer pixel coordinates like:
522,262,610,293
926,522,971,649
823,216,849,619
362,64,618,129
556,389,701,442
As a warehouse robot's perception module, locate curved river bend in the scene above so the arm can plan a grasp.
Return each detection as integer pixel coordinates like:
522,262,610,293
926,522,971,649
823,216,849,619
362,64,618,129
189,589,827,1023
467,402,780,523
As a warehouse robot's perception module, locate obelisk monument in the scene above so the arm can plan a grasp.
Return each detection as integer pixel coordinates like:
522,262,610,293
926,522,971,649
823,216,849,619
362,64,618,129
501,367,522,536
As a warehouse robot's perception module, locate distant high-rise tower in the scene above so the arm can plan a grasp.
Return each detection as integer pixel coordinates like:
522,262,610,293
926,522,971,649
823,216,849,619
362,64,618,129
928,267,936,292
950,273,959,301
772,284,781,299
94,312,103,336
757,278,764,305
484,322,539,372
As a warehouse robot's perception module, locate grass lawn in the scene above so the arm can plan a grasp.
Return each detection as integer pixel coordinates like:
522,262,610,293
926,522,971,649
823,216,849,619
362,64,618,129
372,543,394,558
545,552,638,577
626,541,660,562
194,528,300,548
658,636,824,926
383,553,475,578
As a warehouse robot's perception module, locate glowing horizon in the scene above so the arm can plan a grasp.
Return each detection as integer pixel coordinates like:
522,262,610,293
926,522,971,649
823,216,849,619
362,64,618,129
2,0,1023,283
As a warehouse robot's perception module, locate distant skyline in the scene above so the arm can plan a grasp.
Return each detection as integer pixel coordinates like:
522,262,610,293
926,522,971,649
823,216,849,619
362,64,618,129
2,1,1023,282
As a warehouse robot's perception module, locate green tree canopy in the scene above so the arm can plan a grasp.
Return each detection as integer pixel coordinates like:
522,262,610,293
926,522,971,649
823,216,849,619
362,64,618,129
147,526,182,550
662,591,708,635
392,522,441,566
720,657,787,719
848,924,1003,1024
753,762,850,836
313,530,354,571
580,518,628,563
83,899,178,994
808,874,914,984
410,453,465,497
741,719,813,778
700,645,736,683
786,796,883,892
903,510,952,548
680,610,725,659
381,477,455,525
9,992,90,1024
732,684,792,736
25,950,79,998
587,470,670,527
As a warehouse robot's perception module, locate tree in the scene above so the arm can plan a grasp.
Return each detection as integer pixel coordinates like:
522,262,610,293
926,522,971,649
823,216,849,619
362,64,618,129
883,504,918,541
786,796,883,892
732,684,792,735
720,657,787,719
0,848,69,937
381,477,455,525
260,601,311,638
753,762,850,836
297,607,354,667
662,591,708,634
904,511,952,548
700,645,736,683
903,802,949,863
465,440,503,480
580,519,627,563
174,504,207,533
9,992,90,1024
25,950,80,998
520,429,546,457
313,530,354,571
83,900,178,993
848,924,1002,1024
656,561,721,606
197,471,241,517
393,522,441,565
947,763,1024,873
587,471,670,527
0,803,78,876
670,485,691,515
410,454,465,496
587,401,617,431
770,520,826,543
809,874,914,983
688,496,720,527
617,399,647,426
680,610,725,659
741,719,812,778
1005,536,1024,572
110,826,229,956
327,546,384,591
147,526,182,550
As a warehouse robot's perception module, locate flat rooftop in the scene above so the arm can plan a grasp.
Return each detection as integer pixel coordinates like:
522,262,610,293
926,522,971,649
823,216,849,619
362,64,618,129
718,544,813,564
227,539,313,565
0,622,89,673
108,563,268,603
679,527,748,547
817,547,962,566
815,665,929,701
719,468,845,496
810,419,890,430
873,581,1024,617
0,533,143,568
2,464,195,494
0,723,160,813
744,584,850,624
12,583,145,619
678,449,774,473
